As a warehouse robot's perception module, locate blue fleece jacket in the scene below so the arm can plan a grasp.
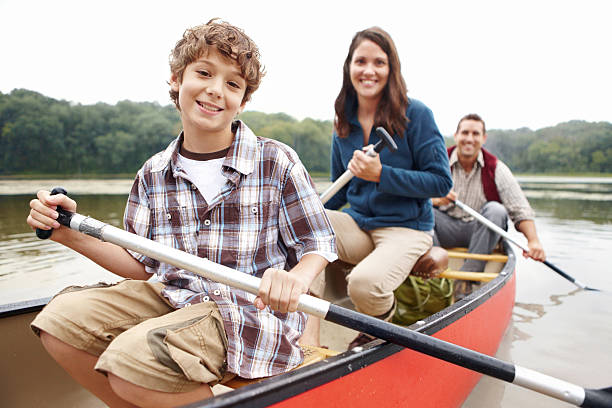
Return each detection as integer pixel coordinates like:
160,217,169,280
326,98,452,231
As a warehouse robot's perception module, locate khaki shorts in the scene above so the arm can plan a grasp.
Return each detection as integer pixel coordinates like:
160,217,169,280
31,280,231,393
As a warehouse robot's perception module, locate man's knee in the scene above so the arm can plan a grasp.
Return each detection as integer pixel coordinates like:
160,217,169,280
480,201,508,227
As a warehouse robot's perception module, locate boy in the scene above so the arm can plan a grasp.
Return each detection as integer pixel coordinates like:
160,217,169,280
27,19,335,408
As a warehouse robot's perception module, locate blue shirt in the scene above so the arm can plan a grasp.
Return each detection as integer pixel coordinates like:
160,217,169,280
326,98,452,231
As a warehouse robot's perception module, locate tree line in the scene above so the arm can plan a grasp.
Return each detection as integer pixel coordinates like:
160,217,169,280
482,121,612,173
1,89,610,176
0,89,332,176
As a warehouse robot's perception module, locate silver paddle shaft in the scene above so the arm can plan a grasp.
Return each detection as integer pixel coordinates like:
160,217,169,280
319,145,376,204
68,213,331,318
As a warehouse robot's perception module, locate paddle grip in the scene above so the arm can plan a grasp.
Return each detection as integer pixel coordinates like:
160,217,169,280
373,127,398,154
35,187,68,239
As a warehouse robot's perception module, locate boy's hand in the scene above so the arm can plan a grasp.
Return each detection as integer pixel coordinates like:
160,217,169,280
255,268,311,313
27,190,77,235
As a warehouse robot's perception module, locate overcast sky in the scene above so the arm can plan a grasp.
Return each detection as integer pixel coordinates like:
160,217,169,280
1,0,611,136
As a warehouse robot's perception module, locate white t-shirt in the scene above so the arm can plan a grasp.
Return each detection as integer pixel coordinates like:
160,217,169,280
177,154,226,204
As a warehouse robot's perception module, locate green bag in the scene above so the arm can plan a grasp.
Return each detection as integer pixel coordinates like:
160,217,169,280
392,277,454,326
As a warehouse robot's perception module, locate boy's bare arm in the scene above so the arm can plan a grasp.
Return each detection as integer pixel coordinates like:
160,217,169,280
255,253,328,313
27,190,150,280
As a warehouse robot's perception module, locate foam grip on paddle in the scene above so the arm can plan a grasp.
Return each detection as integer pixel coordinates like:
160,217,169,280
35,187,68,240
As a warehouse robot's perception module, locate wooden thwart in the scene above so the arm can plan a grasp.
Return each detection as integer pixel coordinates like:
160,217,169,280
447,250,508,263
224,345,339,389
439,270,498,282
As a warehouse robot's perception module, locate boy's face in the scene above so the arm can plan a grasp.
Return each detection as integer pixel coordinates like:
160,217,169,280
170,47,247,146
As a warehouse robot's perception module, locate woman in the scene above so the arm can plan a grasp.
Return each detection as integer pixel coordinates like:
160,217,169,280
303,26,452,348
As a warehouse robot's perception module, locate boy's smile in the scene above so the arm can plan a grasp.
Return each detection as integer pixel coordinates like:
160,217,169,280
171,47,247,152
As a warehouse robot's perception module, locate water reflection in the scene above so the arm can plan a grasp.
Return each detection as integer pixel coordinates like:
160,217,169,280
528,197,611,224
513,288,580,326
0,194,127,290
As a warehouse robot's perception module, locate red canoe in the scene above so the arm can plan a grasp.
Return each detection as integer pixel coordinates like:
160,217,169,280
1,243,515,408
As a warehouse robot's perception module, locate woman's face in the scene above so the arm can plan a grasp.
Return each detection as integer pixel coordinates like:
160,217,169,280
349,39,389,103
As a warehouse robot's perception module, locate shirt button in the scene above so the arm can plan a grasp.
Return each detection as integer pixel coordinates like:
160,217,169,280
166,213,171,220
251,206,258,214
191,184,197,190
203,296,210,302
213,290,221,296
185,303,191,307
204,219,211,226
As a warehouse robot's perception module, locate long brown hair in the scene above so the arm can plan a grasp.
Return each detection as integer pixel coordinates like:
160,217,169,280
334,27,409,139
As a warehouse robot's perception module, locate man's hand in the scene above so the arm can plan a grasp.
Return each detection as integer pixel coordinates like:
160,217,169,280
431,190,458,207
255,268,311,313
524,239,546,262
347,145,382,182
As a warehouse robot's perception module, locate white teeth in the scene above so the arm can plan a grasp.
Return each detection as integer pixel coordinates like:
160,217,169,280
197,101,222,111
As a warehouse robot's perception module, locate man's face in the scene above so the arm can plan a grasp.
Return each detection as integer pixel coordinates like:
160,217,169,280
454,119,487,161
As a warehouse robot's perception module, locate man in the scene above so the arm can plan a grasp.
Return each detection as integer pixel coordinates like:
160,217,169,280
432,113,546,274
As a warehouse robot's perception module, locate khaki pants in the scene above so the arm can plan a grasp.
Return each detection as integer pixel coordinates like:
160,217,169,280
31,280,230,393
312,210,432,316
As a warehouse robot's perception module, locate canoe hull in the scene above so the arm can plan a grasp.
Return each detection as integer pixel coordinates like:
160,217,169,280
200,244,516,408
270,273,515,408
1,244,515,408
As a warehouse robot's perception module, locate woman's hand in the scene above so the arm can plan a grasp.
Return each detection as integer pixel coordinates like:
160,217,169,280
348,145,382,182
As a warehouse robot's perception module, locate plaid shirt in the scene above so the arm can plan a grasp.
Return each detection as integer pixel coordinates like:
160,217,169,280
123,121,335,379
440,149,535,226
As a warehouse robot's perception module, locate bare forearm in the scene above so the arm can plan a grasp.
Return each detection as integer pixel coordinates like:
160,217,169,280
52,226,150,280
517,219,538,242
516,219,546,261
290,253,329,285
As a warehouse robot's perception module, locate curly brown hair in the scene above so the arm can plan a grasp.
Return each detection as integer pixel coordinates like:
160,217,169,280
334,27,409,139
168,19,264,109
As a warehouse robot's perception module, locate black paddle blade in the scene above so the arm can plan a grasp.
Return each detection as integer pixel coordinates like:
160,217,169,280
35,187,67,240
581,386,612,408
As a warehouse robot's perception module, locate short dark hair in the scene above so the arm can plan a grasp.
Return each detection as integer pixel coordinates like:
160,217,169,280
456,113,486,134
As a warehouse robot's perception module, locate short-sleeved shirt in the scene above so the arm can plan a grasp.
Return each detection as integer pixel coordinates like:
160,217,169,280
439,149,535,226
123,120,336,379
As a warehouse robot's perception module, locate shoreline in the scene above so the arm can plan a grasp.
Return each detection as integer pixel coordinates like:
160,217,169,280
1,176,611,196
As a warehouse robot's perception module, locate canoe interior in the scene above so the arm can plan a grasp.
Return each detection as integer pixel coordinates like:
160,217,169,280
0,243,515,408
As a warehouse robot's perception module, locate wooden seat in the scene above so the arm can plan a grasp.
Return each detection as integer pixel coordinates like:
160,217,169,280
223,345,339,389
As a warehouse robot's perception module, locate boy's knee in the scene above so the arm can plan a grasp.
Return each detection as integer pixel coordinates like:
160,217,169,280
108,373,148,406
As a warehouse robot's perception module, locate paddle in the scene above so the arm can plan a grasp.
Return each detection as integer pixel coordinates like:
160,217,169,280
319,126,398,204
38,205,611,407
452,199,601,292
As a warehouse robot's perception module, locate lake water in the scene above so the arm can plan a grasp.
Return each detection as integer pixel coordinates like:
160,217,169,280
1,177,611,407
